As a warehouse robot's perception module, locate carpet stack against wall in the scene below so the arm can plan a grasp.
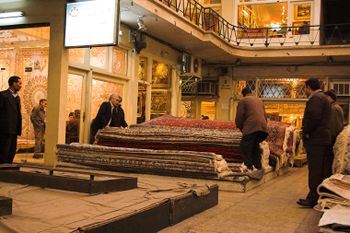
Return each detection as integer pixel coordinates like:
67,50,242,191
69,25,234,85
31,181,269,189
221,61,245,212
56,143,234,179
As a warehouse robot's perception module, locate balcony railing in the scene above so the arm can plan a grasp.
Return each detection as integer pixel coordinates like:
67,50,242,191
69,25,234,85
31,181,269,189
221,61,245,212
182,80,218,96
158,0,350,47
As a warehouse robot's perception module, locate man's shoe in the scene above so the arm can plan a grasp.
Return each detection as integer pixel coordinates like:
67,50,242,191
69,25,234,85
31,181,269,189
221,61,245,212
247,169,264,180
296,199,317,208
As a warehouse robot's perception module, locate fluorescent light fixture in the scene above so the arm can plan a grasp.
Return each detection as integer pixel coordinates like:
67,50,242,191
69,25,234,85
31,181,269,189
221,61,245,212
0,11,24,19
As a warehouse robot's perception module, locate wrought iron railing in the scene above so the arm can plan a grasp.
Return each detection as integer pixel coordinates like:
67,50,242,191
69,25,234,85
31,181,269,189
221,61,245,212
182,80,218,96
158,0,350,47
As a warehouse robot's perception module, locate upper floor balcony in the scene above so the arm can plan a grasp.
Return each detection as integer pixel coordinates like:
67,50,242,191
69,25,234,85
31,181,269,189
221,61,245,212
121,0,350,64
156,0,350,48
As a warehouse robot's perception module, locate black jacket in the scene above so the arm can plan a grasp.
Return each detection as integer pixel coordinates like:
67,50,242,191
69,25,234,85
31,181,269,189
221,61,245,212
302,90,331,145
91,101,128,131
0,89,22,135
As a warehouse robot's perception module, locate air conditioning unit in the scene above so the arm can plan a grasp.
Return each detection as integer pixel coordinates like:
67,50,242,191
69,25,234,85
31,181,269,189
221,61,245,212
180,53,202,79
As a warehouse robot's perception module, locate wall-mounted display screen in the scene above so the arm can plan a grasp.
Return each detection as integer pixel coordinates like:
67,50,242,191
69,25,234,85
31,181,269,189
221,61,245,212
64,0,119,48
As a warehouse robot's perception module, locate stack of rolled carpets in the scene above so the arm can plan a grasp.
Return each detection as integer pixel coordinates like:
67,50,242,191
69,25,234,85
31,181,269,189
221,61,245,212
96,126,242,162
137,114,236,129
136,115,295,168
56,143,234,179
316,174,350,232
316,174,350,211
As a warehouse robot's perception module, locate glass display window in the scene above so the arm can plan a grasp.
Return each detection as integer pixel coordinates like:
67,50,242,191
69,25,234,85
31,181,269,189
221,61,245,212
69,48,85,64
238,2,288,30
90,78,123,119
90,47,108,69
264,103,305,128
138,57,147,81
112,48,127,75
201,101,216,120
66,73,83,143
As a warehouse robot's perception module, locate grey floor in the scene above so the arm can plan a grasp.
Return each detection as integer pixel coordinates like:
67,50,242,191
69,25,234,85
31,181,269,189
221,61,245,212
160,166,322,233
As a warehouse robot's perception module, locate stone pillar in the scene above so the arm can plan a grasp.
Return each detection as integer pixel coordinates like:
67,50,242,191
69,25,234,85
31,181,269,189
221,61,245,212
44,20,68,167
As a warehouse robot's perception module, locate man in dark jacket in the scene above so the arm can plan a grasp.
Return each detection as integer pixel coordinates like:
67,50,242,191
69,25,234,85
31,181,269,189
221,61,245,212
297,78,332,207
235,87,268,180
324,89,344,145
0,76,22,164
89,94,128,144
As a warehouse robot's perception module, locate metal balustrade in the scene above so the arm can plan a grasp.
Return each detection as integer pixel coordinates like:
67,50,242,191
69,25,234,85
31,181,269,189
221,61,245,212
182,80,218,96
158,0,350,47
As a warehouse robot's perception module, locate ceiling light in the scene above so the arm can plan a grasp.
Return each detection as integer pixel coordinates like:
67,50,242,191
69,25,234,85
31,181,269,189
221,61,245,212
0,11,24,19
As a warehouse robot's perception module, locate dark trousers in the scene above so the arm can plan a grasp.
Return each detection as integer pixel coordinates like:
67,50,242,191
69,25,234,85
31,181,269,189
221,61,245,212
0,134,18,164
304,144,333,202
89,126,99,144
240,131,268,170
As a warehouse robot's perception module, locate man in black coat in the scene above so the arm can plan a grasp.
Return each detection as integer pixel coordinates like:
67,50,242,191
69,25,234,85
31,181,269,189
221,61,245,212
89,94,128,144
0,76,22,164
297,78,332,207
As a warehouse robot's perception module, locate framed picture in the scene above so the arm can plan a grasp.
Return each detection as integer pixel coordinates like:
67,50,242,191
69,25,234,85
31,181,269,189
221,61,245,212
151,91,169,114
294,3,311,20
292,21,310,35
152,61,170,88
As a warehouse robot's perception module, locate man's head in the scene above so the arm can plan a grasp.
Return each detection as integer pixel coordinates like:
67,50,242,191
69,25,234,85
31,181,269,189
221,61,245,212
241,87,252,97
74,109,80,119
109,94,122,107
39,99,47,109
8,76,22,93
324,89,337,102
304,78,321,97
68,112,74,120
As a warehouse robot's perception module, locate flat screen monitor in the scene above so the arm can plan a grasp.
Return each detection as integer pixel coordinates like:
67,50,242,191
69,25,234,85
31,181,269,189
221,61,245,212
64,0,119,48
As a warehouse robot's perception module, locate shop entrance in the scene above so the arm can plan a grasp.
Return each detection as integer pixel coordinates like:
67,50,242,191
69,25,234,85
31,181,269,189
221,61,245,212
0,25,50,152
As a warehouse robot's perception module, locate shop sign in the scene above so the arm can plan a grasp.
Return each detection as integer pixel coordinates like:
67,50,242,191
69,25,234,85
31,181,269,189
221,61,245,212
64,0,120,48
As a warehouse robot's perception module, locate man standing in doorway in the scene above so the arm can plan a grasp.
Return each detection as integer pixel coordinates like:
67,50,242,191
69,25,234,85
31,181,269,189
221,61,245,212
90,94,128,144
235,87,268,180
297,78,332,207
0,76,22,164
30,98,47,159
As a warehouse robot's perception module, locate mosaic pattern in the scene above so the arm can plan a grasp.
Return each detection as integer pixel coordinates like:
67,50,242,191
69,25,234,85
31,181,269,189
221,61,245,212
0,49,16,91
18,48,49,140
